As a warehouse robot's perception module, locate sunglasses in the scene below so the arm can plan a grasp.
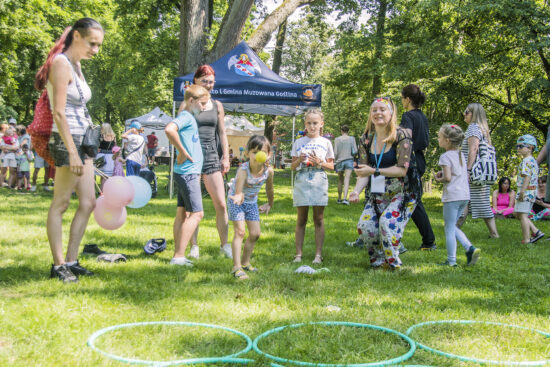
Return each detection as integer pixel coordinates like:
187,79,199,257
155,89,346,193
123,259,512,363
516,144,529,149
463,110,471,115
199,79,215,85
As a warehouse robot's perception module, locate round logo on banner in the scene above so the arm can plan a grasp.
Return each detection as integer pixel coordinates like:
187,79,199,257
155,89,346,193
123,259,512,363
228,54,260,77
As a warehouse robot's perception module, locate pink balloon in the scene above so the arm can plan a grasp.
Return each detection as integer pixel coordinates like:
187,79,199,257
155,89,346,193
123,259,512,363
103,176,135,207
94,196,127,230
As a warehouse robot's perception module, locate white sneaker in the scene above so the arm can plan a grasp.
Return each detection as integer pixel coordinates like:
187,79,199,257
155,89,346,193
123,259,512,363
220,243,233,259
30,185,37,192
170,257,194,267
188,245,199,259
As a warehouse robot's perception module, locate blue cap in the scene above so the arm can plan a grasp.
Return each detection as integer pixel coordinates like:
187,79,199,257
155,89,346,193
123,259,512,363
129,121,141,130
517,134,537,151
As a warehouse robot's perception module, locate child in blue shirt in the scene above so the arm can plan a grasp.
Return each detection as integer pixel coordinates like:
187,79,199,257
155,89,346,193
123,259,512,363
16,144,33,190
165,85,209,266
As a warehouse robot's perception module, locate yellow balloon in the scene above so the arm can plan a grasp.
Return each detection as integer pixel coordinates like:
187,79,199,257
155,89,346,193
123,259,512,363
256,151,267,163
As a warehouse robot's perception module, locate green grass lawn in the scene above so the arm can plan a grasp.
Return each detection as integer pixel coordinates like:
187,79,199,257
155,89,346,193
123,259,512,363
1,166,550,366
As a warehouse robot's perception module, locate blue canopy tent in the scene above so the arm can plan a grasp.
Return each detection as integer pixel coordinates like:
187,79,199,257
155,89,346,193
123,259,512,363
173,41,321,116
170,41,322,196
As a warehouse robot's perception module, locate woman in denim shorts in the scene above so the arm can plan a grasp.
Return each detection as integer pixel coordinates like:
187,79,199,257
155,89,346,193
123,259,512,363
36,18,104,283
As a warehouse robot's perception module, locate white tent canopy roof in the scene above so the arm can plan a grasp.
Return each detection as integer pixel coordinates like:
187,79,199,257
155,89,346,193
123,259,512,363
225,115,264,136
124,107,172,129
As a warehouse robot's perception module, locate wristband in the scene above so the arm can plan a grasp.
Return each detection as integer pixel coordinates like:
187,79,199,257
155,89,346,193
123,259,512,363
374,168,380,177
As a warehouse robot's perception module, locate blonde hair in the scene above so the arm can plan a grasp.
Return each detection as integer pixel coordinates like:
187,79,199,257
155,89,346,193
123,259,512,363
467,103,492,145
179,85,210,112
440,124,465,166
101,123,116,140
365,99,397,145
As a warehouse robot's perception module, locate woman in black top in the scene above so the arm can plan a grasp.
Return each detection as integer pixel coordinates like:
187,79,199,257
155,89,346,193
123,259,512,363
188,65,232,260
399,84,436,250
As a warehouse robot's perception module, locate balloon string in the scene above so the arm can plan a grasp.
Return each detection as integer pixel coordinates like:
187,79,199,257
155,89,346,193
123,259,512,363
94,168,107,195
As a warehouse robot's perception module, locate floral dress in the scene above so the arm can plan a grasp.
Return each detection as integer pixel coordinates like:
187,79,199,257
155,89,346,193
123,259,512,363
356,128,416,269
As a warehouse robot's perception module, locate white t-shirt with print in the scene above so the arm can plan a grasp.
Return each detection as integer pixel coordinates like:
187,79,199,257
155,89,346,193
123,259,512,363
291,136,334,170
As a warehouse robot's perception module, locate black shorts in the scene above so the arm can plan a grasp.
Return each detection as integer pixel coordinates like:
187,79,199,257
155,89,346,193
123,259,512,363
201,141,222,175
48,132,91,167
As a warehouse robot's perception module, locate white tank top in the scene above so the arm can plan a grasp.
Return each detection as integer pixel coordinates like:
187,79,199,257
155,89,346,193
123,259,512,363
46,54,92,136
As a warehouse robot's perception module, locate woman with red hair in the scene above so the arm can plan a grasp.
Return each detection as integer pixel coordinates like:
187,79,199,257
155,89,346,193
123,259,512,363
36,18,104,283
187,65,232,260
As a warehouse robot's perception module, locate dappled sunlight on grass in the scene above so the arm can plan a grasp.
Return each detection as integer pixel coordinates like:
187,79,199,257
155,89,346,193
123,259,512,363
1,167,550,365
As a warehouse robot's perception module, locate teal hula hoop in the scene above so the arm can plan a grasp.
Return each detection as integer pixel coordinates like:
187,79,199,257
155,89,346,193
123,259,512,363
87,321,254,365
406,320,550,366
253,321,416,366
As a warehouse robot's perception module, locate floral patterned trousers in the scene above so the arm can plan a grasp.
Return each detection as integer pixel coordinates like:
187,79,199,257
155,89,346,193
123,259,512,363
357,191,416,269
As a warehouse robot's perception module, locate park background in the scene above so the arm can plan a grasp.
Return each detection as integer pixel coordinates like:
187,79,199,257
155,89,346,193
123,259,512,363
1,0,550,365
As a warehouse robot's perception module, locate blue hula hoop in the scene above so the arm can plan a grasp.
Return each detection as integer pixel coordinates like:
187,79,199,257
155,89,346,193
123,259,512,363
253,321,416,366
87,321,254,365
406,320,550,366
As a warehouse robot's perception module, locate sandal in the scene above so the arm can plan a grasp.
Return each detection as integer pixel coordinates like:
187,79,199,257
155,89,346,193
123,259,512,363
242,264,258,273
232,268,249,280
82,244,107,255
292,255,302,263
144,238,167,255
312,255,323,264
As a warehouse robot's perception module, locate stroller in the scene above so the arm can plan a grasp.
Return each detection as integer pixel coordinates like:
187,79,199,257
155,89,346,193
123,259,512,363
139,165,158,198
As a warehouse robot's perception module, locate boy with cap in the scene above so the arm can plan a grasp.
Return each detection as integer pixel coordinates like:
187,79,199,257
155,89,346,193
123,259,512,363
165,84,209,266
515,134,544,244
121,120,147,176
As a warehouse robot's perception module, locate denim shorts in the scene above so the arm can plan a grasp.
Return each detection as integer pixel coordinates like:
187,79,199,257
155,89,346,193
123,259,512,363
174,173,203,212
228,199,260,222
293,168,328,207
335,159,354,172
201,141,222,175
48,132,90,167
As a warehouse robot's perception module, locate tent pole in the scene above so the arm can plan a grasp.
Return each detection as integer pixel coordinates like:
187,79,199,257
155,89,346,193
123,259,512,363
170,101,175,199
291,113,296,188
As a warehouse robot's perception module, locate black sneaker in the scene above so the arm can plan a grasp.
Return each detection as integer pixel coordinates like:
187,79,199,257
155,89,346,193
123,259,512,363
50,264,78,283
419,243,437,251
68,261,94,277
466,247,481,265
82,244,107,255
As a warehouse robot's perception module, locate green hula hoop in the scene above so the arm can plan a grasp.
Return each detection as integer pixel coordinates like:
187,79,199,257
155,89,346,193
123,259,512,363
87,321,254,365
406,320,550,366
253,321,416,366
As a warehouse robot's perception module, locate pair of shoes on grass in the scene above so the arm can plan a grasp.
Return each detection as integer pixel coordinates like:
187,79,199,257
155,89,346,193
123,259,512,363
50,261,94,283
232,264,259,280
293,254,323,264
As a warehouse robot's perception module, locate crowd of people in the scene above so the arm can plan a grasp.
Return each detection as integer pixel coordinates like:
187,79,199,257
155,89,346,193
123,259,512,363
3,17,549,284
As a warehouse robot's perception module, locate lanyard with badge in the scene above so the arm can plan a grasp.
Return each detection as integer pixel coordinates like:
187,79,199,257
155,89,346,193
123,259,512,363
371,134,386,193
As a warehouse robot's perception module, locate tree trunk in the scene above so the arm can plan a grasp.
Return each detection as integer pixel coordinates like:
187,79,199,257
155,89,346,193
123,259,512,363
208,0,255,63
371,0,388,97
179,0,210,75
247,0,313,53
264,20,288,144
